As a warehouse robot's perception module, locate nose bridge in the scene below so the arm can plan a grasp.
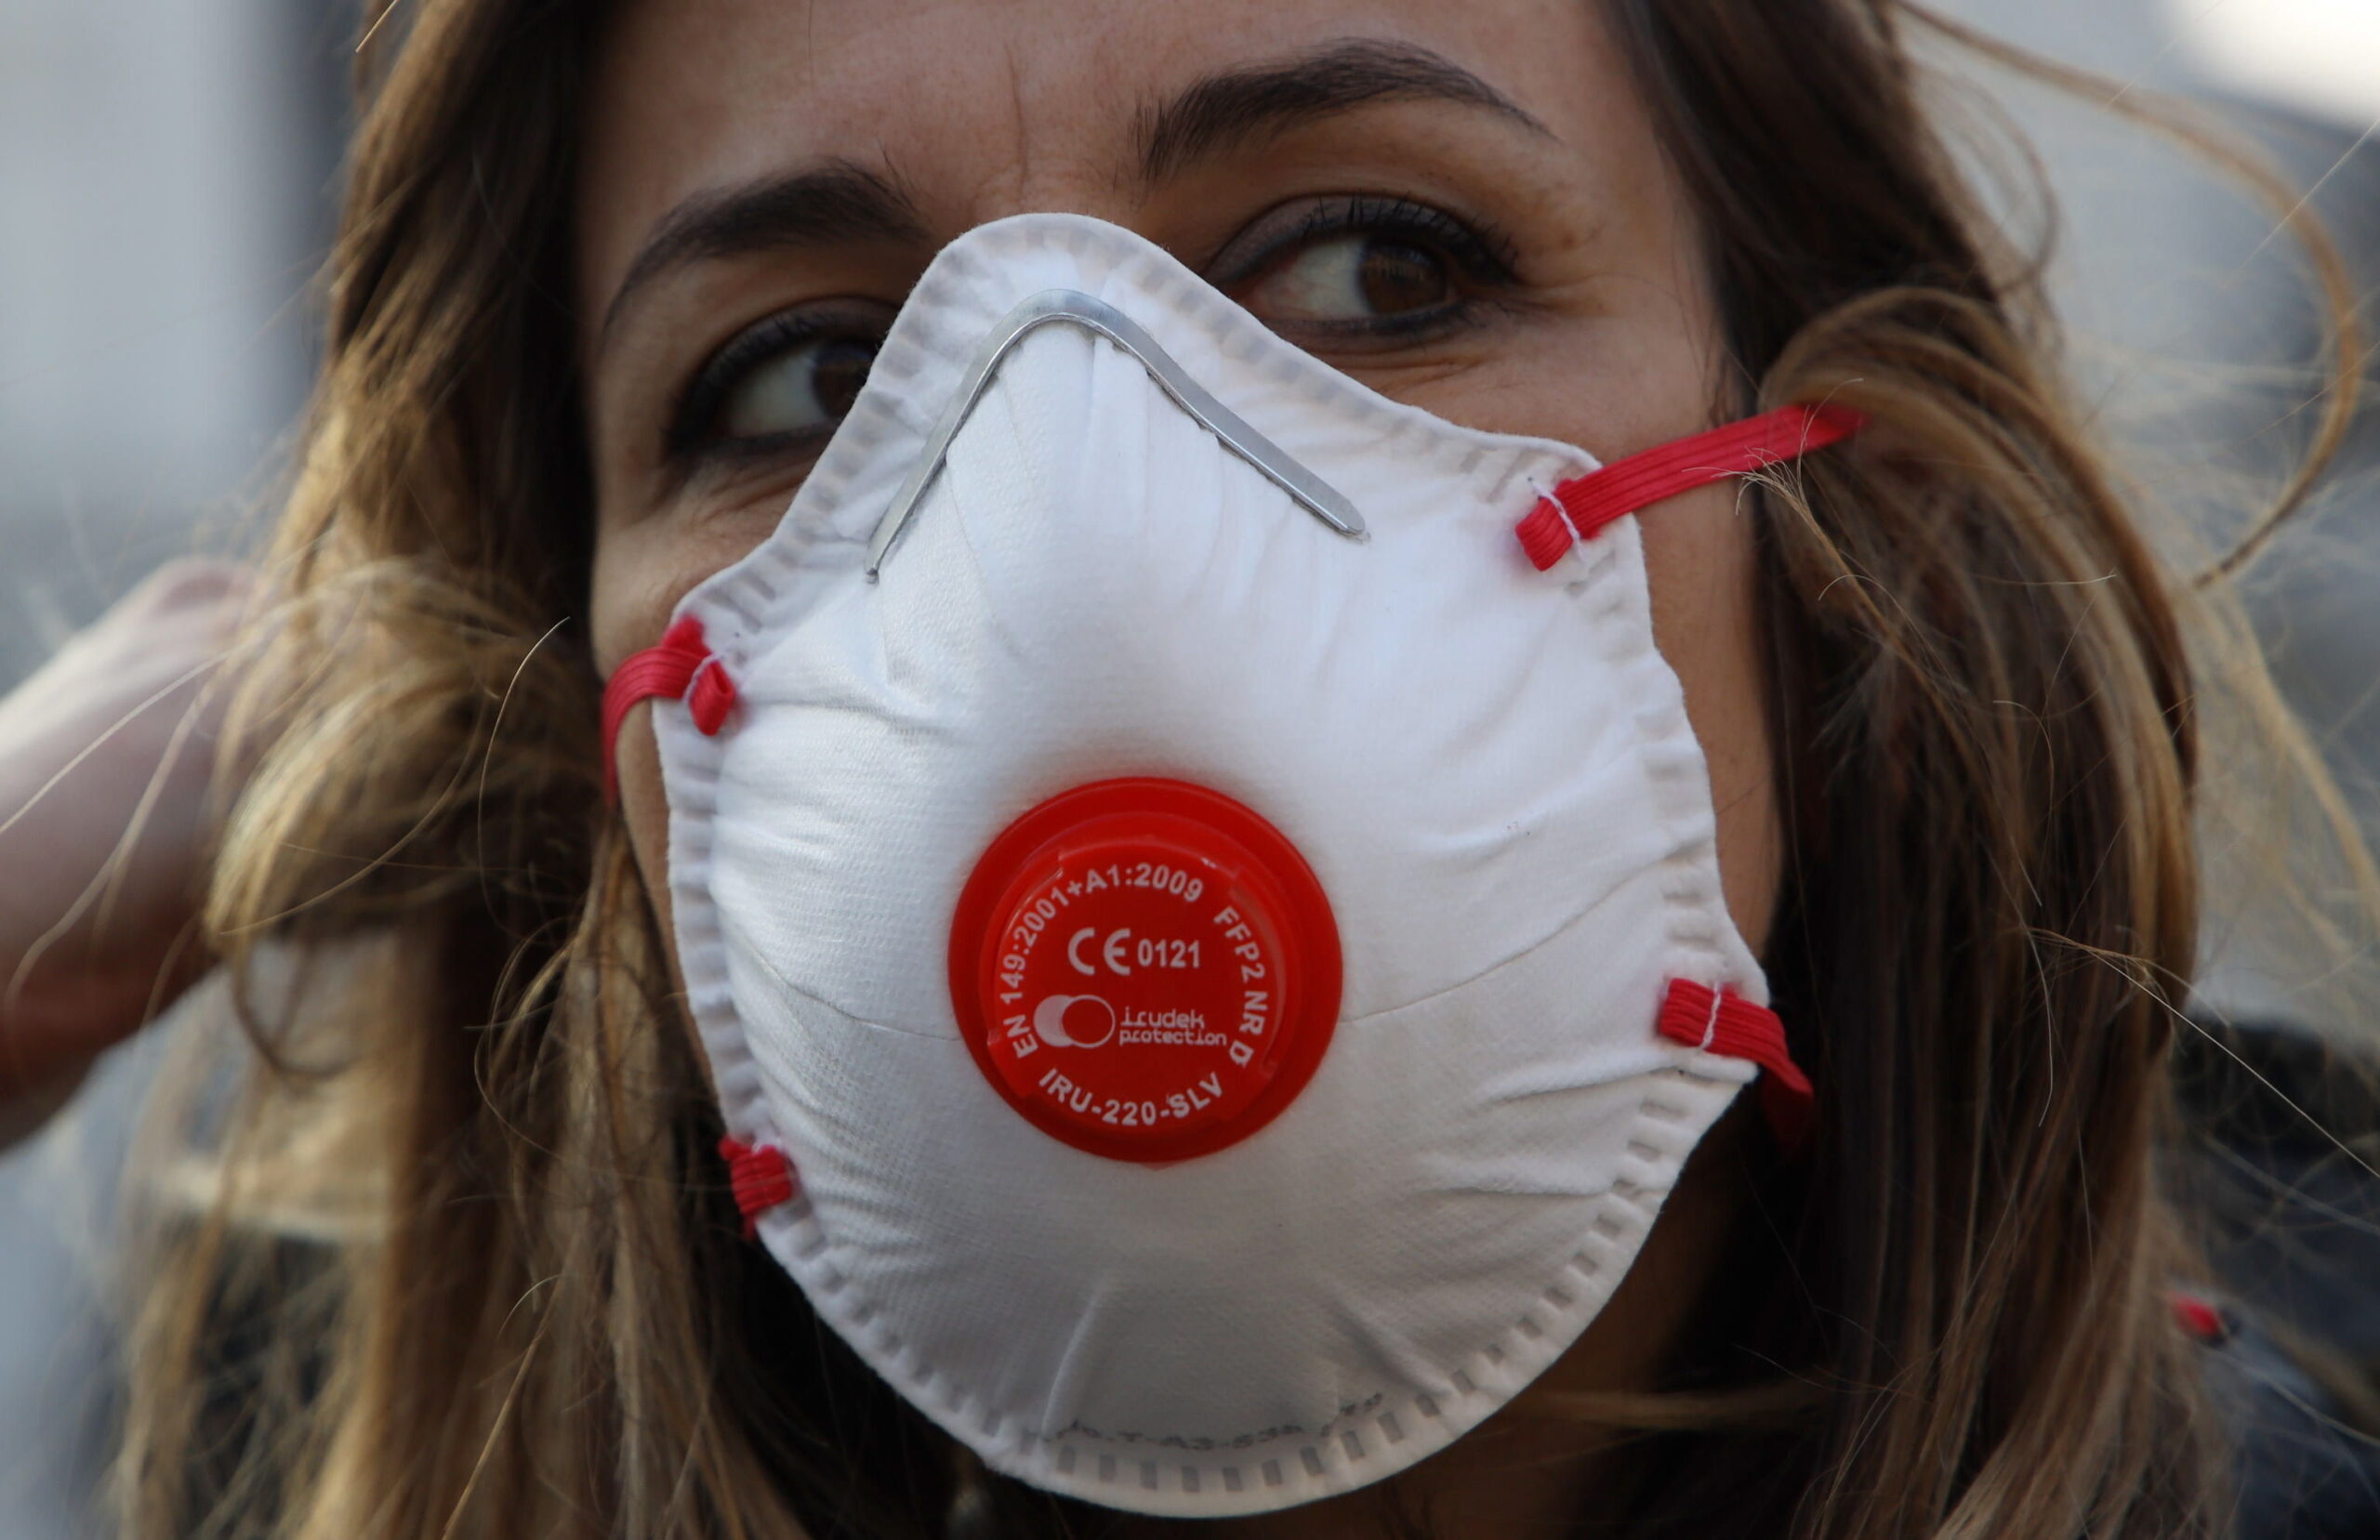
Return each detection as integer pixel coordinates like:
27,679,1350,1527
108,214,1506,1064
943,49,1140,234
871,304,1100,578
926,318,1115,625
958,157,1143,233
867,279,1365,577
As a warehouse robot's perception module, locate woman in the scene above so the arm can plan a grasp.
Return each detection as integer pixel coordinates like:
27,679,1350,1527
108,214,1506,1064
3,0,2374,1535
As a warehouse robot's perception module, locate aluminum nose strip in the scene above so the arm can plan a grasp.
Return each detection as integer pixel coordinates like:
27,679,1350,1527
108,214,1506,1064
865,289,1368,577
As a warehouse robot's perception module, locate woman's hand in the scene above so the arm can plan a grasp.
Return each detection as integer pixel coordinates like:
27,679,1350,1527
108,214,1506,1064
0,559,253,1135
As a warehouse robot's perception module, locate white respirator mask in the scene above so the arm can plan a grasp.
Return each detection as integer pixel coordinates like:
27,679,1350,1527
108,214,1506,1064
602,213,1852,1518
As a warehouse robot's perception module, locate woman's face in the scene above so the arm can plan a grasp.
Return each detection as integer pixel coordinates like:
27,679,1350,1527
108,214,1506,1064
581,0,1780,977
578,4,1782,1520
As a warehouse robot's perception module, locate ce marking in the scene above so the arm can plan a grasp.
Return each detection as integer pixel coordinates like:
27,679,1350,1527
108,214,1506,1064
1069,927,1133,978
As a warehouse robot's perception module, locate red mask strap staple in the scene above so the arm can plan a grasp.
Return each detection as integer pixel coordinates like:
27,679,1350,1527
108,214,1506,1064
719,1137,800,1238
1656,980,1815,1154
1515,403,1865,572
601,616,738,803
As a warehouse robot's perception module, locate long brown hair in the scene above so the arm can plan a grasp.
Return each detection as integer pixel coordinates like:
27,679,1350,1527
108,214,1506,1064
114,2,2369,1537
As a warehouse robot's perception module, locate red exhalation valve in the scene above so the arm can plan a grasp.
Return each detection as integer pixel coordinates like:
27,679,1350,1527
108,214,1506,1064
948,780,1342,1164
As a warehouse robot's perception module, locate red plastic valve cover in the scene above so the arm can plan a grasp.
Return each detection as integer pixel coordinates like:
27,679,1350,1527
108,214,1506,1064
948,779,1342,1163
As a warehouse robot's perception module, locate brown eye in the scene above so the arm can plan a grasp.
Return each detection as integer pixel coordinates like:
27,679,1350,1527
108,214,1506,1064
1244,232,1454,324
720,334,879,441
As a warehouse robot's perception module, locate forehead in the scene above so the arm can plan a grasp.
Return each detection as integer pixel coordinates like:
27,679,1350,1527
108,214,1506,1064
579,0,1620,302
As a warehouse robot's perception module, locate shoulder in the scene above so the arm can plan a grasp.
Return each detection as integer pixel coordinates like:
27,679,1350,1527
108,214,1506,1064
2186,1299,2380,1540
2172,1014,2380,1540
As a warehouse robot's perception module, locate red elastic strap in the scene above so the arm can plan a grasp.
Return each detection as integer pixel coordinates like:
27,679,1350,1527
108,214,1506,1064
719,1136,800,1238
2169,1290,2228,1344
601,616,738,802
1656,979,1816,1153
1516,403,1866,572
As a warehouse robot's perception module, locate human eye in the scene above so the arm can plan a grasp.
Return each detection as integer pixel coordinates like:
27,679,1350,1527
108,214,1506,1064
664,301,892,469
1209,195,1521,347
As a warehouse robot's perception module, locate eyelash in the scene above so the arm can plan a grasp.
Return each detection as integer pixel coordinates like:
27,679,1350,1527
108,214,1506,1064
664,305,884,467
663,196,1522,470
1218,193,1522,312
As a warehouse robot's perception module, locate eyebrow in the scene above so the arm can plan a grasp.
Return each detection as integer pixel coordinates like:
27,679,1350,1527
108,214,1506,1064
1137,38,1553,181
600,160,928,345
599,41,1547,345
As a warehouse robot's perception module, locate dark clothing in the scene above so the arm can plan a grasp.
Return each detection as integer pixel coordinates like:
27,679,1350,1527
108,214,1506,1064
2198,1302,2380,1538
2179,1019,2380,1538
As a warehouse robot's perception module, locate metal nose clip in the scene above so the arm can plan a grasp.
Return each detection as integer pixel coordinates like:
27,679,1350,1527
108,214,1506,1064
865,289,1368,578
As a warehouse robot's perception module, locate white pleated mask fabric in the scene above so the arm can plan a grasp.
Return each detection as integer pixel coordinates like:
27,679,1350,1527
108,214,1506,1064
639,214,1767,1517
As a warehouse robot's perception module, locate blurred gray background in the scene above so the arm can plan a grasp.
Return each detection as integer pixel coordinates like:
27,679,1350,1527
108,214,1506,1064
0,2,2373,1535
